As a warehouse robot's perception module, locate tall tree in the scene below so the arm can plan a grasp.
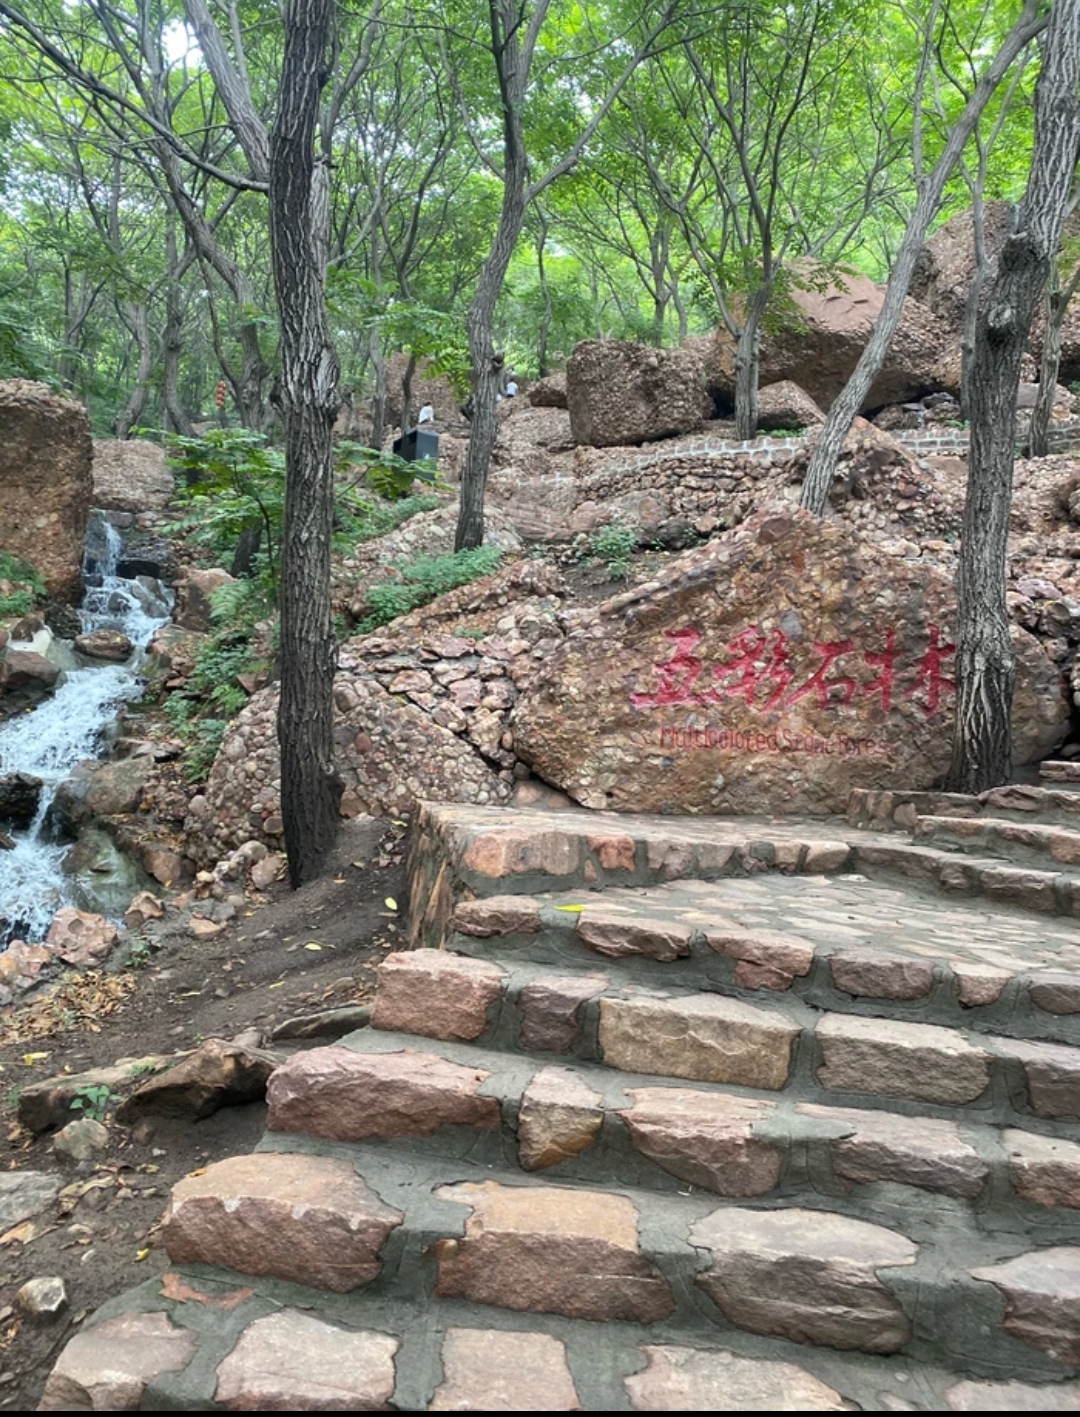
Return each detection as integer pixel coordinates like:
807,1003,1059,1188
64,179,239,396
447,0,678,551
947,0,1080,794
798,0,1045,515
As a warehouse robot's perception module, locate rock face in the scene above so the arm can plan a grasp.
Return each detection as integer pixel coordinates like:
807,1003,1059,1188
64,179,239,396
0,380,92,602
92,439,175,513
700,274,946,413
74,628,133,661
567,340,707,448
512,512,1069,815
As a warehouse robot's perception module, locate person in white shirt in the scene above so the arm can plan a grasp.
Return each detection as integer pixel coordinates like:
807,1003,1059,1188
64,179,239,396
417,402,434,424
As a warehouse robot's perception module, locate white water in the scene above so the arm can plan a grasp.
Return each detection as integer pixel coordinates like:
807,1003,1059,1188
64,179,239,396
0,518,171,944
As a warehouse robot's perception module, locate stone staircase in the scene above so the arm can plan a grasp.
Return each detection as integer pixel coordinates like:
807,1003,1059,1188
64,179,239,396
38,794,1080,1410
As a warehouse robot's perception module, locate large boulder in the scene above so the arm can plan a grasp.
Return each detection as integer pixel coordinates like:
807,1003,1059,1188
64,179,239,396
51,757,154,830
567,341,707,448
527,372,568,408
0,773,43,828
755,381,825,432
699,275,947,414
0,380,92,602
173,567,234,633
511,513,1069,815
913,202,1080,384
91,440,175,514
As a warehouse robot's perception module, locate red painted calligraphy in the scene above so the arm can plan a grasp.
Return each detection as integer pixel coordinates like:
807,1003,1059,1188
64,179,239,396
904,626,955,717
705,627,794,709
862,630,897,711
784,639,857,709
630,628,705,707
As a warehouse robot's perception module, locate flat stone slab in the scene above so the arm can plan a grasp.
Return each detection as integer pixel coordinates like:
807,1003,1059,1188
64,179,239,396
625,1344,848,1410
161,1152,402,1292
816,1014,992,1105
433,1179,675,1323
996,1038,1080,1119
215,1310,398,1410
38,1311,197,1411
519,973,609,1054
371,950,506,1041
266,1045,502,1141
946,1377,1080,1409
0,1170,59,1229
518,1066,604,1170
691,1205,917,1354
599,992,799,1089
1005,1129,1080,1208
621,1088,781,1197
972,1247,1080,1364
429,1328,581,1411
798,1103,989,1199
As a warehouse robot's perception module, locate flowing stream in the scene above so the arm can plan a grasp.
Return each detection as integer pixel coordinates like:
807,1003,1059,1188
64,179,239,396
0,517,171,945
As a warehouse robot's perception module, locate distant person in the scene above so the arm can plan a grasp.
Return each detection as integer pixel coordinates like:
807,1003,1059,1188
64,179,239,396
505,376,518,397
417,402,434,424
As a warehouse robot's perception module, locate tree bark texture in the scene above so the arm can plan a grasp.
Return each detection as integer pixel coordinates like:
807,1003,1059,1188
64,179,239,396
734,286,769,439
1029,264,1075,456
959,196,990,422
799,4,1045,515
114,301,152,438
269,0,343,885
947,0,1080,795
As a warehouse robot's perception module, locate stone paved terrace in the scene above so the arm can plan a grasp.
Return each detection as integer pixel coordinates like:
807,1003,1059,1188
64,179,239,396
35,795,1080,1411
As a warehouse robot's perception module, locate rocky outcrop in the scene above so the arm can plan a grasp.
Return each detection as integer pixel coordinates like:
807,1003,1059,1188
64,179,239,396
92,440,175,514
511,513,1069,815
0,380,92,602
699,274,947,414
0,772,43,827
567,341,708,448
188,560,567,862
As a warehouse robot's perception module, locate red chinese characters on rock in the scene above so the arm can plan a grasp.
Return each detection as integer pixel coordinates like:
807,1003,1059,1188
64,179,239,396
630,625,955,720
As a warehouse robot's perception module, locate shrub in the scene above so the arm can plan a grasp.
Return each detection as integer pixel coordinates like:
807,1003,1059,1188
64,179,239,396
359,546,503,631
0,552,45,619
587,522,638,581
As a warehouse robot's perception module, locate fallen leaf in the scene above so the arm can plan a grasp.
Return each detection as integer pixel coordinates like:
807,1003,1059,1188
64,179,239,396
268,981,285,989
22,1052,49,1065
135,1248,149,1262
554,904,586,913
384,897,398,911
333,876,346,884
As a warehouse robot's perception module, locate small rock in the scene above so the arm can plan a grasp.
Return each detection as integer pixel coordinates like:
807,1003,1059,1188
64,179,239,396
117,1038,279,1122
53,1119,109,1164
250,853,286,890
15,1277,67,1322
74,629,133,662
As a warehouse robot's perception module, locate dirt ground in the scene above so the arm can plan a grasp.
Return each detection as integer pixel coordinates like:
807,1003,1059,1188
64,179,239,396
0,815,407,1410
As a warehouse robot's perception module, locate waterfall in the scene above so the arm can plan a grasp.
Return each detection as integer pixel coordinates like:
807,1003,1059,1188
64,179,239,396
0,514,172,945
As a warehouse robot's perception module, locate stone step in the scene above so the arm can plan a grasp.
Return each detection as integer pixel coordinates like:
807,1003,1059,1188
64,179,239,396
442,874,1080,1045
365,950,1080,1124
914,815,1080,871
42,1279,1080,1412
1041,760,1080,784
263,1030,1080,1223
73,1141,1080,1380
408,806,1080,961
850,783,1080,831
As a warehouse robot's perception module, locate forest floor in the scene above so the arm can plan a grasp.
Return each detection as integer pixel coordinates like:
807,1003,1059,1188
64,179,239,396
0,815,407,1411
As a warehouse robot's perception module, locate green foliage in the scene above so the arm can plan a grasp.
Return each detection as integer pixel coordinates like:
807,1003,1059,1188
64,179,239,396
69,1084,119,1122
588,523,638,581
0,552,46,619
359,546,503,631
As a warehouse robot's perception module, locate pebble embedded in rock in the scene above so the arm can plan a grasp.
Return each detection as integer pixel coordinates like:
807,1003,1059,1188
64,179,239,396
15,1276,68,1322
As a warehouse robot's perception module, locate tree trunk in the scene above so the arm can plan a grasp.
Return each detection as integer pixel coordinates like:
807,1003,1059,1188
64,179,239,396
400,352,418,432
799,4,1046,516
1030,265,1068,457
114,302,153,439
162,222,195,437
947,0,1080,795
733,287,769,440
958,196,990,422
454,74,529,546
269,0,343,886
369,329,386,449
